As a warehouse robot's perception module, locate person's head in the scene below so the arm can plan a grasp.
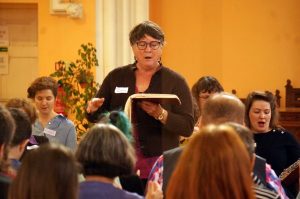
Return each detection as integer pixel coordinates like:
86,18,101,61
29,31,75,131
225,122,256,162
99,111,133,142
27,76,58,116
245,91,278,133
129,21,164,69
0,105,15,173
76,123,136,178
191,76,224,114
166,124,254,199
7,108,32,149
200,92,245,126
6,98,38,124
9,143,78,199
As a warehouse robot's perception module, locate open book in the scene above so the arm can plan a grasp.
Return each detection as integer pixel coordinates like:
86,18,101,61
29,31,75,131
127,93,181,105
124,93,181,121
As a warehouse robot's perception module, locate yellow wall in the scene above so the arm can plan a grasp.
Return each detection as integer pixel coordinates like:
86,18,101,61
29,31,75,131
1,0,300,106
38,0,96,75
0,0,36,3
0,0,96,76
150,0,300,106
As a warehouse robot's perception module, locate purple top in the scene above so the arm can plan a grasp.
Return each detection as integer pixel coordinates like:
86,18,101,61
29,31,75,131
79,181,144,199
29,135,38,145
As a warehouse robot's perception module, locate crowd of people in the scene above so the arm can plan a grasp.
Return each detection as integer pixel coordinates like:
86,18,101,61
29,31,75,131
0,20,299,199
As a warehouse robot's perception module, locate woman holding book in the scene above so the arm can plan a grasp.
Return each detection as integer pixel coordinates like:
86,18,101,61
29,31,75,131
245,91,300,198
86,21,194,189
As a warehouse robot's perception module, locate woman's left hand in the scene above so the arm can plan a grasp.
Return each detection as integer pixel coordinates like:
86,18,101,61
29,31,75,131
139,101,162,119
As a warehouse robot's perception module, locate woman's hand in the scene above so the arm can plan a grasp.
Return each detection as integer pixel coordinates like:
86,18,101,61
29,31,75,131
86,98,105,113
139,101,168,124
145,181,163,199
139,101,161,118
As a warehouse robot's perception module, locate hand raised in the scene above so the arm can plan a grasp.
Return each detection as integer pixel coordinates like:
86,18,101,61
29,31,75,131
86,98,105,113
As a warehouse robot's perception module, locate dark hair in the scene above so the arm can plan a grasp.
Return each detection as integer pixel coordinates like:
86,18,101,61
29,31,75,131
6,98,38,124
0,105,15,173
244,91,278,129
192,76,224,119
225,122,255,159
7,108,32,147
99,111,133,142
27,76,58,99
76,124,136,178
191,76,224,100
129,21,165,45
9,143,78,199
201,92,245,126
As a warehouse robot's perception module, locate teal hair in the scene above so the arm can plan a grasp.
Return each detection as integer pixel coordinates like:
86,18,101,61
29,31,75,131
101,111,133,142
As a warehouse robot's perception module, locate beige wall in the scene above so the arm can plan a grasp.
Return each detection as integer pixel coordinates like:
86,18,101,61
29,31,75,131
150,0,300,106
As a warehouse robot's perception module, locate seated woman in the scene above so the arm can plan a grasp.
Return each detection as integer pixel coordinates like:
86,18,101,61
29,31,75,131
76,123,162,199
245,91,300,198
8,143,79,199
6,98,49,148
99,111,133,142
166,124,255,199
180,76,224,144
27,76,77,151
0,105,15,199
6,108,32,174
98,111,144,196
191,76,224,127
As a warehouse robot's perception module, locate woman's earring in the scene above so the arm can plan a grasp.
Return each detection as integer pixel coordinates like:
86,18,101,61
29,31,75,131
158,57,162,64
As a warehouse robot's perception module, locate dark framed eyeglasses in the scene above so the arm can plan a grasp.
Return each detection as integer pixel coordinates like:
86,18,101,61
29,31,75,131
136,41,161,50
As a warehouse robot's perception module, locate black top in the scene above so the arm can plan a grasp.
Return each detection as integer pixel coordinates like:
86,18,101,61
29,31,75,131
254,129,300,176
87,64,194,157
0,173,12,199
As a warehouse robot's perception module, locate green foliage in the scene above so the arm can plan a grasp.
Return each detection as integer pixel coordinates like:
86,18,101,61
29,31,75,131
50,43,99,139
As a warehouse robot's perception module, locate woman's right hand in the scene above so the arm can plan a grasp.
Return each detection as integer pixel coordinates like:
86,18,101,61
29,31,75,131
86,98,105,113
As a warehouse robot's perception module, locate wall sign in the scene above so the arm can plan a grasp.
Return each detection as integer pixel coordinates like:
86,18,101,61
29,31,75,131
0,26,9,75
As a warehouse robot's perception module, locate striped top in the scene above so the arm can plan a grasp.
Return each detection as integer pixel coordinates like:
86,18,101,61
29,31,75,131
253,186,281,199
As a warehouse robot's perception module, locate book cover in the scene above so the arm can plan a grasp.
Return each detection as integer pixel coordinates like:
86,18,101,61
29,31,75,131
128,93,181,105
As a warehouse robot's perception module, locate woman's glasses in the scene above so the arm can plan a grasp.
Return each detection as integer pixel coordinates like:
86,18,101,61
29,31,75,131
136,41,161,50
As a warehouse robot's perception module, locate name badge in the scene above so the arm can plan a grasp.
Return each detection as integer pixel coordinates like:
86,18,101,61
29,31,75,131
44,128,56,136
115,87,128,93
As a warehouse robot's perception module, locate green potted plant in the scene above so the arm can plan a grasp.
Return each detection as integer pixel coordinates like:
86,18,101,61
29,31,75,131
50,43,99,139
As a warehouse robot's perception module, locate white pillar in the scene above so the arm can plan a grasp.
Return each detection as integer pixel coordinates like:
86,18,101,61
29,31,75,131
95,0,149,83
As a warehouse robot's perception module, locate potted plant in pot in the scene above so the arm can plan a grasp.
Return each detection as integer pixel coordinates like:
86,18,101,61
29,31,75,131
50,43,99,139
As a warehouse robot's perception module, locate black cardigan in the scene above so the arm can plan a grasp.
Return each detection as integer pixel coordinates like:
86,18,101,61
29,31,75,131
87,63,194,156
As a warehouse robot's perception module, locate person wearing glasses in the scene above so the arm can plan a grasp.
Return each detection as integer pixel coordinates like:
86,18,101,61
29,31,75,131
179,76,224,145
191,76,224,128
86,20,194,191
